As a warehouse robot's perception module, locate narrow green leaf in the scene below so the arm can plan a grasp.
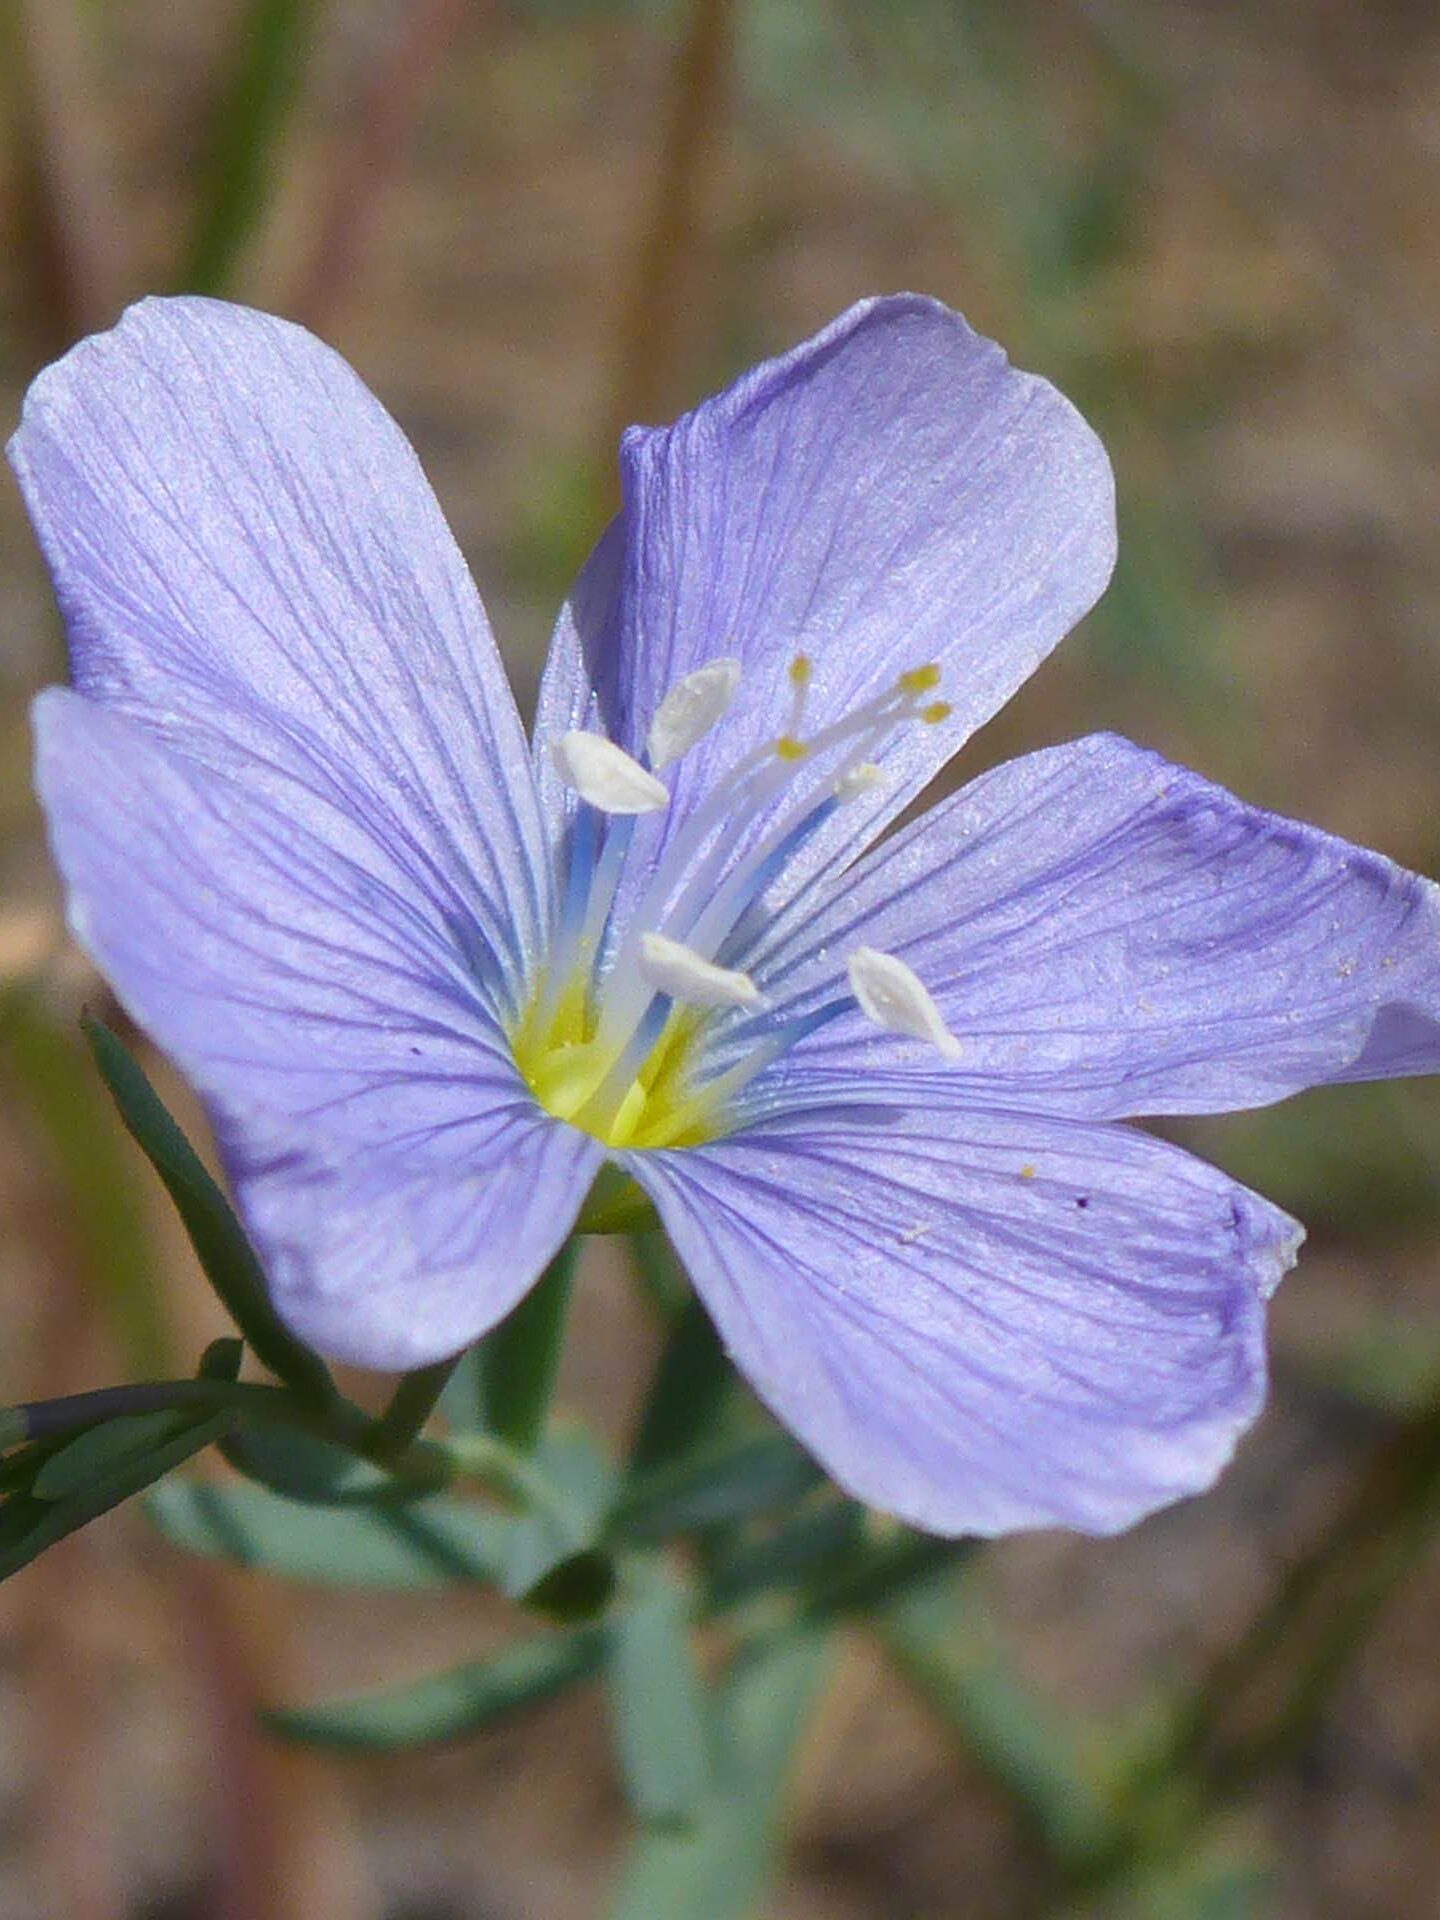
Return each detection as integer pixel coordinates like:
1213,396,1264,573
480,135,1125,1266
607,1630,831,1920
145,1478,512,1587
0,1410,233,1582
615,1434,822,1543
522,1548,617,1623
32,1411,189,1501
501,1427,616,1601
628,1290,731,1475
83,1016,334,1405
177,0,316,295
705,1501,862,1612
879,1566,1112,1866
480,1240,578,1451
607,1564,710,1823
0,1434,74,1500
220,1423,446,1506
0,987,167,1375
267,1626,605,1750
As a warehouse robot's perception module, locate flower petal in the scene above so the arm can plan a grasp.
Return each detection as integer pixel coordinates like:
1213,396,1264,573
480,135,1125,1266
35,690,600,1368
626,1088,1298,1537
724,733,1440,1119
10,295,550,981
237,1116,600,1370
535,294,1114,913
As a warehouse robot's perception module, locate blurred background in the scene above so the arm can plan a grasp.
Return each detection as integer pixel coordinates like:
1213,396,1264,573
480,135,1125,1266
3,1,1440,1915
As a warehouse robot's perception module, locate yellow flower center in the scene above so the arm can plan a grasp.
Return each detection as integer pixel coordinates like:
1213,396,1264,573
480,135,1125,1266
513,977,722,1149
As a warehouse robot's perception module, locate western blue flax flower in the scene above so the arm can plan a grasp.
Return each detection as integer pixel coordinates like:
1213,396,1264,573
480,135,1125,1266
13,294,1440,1537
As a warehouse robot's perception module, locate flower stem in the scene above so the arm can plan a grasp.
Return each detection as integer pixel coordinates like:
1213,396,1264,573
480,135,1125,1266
365,1356,463,1465
479,1240,579,1452
9,1379,370,1451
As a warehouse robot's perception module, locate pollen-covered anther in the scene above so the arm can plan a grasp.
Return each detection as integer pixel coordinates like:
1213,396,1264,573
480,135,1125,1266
897,662,942,696
773,734,809,763
647,657,742,769
847,946,961,1062
554,731,668,814
920,700,952,726
639,932,763,1008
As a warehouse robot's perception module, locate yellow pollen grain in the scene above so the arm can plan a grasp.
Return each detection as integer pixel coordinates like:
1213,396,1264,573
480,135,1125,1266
788,653,813,687
1019,1164,1037,1180
774,734,809,762
920,700,952,726
897,663,942,695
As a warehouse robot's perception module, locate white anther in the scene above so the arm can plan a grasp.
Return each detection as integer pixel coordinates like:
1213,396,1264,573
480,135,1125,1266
847,947,961,1062
554,732,668,814
647,658,742,770
638,932,763,1008
835,762,885,803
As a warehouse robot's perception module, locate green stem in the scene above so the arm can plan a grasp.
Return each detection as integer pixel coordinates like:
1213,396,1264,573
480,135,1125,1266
429,1430,590,1543
480,1241,579,1451
628,1288,731,1474
365,1356,462,1465
11,1379,371,1451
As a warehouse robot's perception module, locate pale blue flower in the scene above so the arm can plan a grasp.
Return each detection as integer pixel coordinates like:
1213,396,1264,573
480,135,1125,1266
14,294,1440,1535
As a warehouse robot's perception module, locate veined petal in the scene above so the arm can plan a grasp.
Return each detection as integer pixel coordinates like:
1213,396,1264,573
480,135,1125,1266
726,733,1440,1120
9,295,550,981
535,294,1114,922
36,691,600,1365
625,1090,1299,1537
238,1115,600,1370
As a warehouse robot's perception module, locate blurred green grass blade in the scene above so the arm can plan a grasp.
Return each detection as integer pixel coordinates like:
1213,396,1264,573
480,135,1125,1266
480,1241,578,1451
628,1289,731,1475
83,1016,335,1405
704,1500,862,1611
177,0,317,295
607,1628,831,1920
614,1433,822,1542
879,1566,1113,1867
267,1625,605,1750
607,1563,710,1824
0,986,168,1376
0,1409,233,1581
32,1409,188,1500
146,1477,515,1586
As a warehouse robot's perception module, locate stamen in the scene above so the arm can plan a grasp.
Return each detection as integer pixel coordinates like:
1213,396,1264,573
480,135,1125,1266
787,653,813,736
525,656,961,1148
554,732,668,814
897,662,941,696
847,947,961,1062
835,762,884,802
648,658,742,770
639,932,762,1008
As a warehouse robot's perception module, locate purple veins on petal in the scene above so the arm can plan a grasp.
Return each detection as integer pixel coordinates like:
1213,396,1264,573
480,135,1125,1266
16,289,1440,1536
